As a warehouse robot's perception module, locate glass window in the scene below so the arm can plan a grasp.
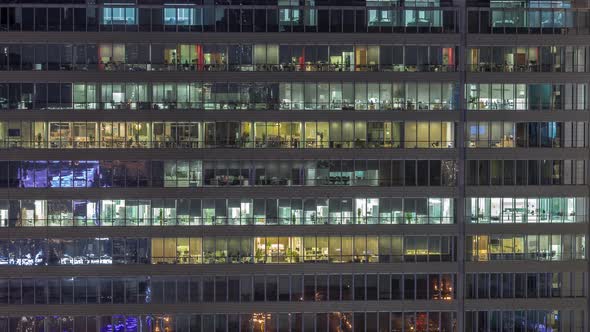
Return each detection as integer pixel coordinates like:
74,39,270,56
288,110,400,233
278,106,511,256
102,7,136,25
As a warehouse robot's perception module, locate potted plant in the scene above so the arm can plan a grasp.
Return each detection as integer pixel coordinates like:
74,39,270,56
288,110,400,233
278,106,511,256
287,248,300,263
405,212,414,224
255,248,265,263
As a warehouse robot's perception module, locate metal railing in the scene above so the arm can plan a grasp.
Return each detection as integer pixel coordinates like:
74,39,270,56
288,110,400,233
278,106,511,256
5,62,458,73
468,64,587,73
0,101,456,111
3,216,454,228
0,140,454,149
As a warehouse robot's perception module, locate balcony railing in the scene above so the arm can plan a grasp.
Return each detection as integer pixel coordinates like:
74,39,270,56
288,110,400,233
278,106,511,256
1,102,456,112
467,64,587,73
0,140,455,150
3,62,458,73
4,216,454,227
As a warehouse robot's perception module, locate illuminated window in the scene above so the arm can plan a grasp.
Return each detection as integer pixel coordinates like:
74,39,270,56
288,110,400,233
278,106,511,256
165,7,196,26
102,7,136,25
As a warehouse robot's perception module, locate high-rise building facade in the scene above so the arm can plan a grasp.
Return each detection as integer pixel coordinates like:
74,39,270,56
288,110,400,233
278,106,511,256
0,0,588,331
